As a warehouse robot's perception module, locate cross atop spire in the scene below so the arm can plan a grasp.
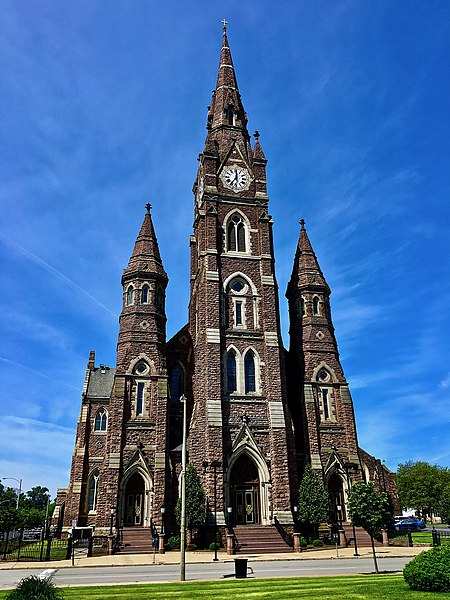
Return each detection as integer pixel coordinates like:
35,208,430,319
145,202,152,214
221,18,228,32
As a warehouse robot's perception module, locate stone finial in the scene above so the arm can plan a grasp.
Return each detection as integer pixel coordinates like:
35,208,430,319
145,203,152,214
253,130,260,140
300,218,305,230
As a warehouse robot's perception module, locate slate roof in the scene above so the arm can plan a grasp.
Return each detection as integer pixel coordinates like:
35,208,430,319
86,367,116,398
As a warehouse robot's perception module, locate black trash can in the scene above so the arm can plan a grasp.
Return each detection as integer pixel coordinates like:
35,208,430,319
234,558,248,578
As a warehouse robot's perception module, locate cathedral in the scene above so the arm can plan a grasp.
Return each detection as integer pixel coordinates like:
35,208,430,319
54,27,398,547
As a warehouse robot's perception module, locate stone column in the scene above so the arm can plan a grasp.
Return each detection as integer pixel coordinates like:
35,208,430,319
293,532,302,553
159,533,165,554
226,533,235,555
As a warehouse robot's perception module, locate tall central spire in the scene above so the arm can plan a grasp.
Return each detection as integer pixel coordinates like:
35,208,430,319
206,26,248,135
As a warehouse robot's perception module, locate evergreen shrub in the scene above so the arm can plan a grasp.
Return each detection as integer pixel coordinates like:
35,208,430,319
6,575,64,599
166,535,181,550
403,546,450,592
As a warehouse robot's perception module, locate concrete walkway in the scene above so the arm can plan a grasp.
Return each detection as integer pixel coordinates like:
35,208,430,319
0,545,426,570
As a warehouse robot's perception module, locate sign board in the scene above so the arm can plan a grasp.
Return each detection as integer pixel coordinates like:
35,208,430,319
72,527,93,540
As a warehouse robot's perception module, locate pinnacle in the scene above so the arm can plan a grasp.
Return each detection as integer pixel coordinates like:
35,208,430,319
288,221,329,293
253,132,267,161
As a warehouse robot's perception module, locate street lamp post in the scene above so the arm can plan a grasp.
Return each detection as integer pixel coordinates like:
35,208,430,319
227,506,233,532
180,394,187,582
343,463,359,557
109,507,116,536
293,505,298,532
203,460,222,562
160,506,165,535
2,478,22,510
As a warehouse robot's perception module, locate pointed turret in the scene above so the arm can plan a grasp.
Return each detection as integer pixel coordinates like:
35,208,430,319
123,203,167,283
117,204,168,373
288,220,329,294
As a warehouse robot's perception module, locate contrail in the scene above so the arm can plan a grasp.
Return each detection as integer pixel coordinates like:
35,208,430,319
0,357,80,391
0,232,118,318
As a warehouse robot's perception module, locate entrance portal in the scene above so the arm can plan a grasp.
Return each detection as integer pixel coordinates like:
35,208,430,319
230,454,260,525
124,472,145,526
328,472,346,523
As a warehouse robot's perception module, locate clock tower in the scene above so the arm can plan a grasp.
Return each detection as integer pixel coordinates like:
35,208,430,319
188,25,297,526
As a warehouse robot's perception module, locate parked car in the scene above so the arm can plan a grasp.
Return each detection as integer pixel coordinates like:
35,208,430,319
394,517,425,531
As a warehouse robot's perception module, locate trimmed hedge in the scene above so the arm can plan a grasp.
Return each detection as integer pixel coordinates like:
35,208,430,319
403,545,450,592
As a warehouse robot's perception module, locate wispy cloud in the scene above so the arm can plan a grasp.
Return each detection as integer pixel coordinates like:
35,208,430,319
440,372,450,389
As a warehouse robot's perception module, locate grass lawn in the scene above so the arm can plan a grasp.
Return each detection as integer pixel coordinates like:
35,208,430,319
0,574,446,599
412,531,450,546
2,540,68,561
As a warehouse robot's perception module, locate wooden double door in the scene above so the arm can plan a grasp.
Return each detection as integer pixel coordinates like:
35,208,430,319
124,473,145,526
234,486,259,525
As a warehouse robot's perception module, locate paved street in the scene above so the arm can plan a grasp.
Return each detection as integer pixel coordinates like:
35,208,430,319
0,556,413,589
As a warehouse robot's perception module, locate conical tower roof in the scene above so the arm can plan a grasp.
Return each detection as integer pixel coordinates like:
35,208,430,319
288,220,329,294
208,26,248,133
123,203,167,282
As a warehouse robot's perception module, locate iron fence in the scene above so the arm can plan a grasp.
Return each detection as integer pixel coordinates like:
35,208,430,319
1,528,69,562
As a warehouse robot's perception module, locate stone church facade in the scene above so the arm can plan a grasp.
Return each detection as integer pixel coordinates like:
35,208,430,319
53,29,398,540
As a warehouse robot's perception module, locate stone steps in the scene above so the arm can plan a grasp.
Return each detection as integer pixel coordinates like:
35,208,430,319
120,526,154,554
233,525,293,554
341,524,383,548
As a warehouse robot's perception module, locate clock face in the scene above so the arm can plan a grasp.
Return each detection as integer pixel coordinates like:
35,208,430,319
223,167,249,191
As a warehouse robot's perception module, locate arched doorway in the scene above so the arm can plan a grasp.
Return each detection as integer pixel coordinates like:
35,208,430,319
230,454,260,525
124,472,145,526
328,472,346,524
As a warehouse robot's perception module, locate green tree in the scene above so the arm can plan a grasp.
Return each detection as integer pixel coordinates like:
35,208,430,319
396,461,450,520
437,483,450,524
347,481,391,573
24,486,50,510
297,463,330,539
175,464,206,536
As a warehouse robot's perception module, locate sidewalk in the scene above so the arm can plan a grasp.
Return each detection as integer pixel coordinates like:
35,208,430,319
0,545,426,570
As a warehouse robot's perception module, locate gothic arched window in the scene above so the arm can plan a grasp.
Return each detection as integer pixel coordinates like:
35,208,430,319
313,296,320,315
126,285,134,306
94,407,107,431
226,350,237,393
321,388,330,420
300,297,306,317
156,286,164,311
141,284,149,304
244,351,256,393
227,105,235,126
136,382,144,415
171,364,185,403
87,469,99,511
227,214,246,252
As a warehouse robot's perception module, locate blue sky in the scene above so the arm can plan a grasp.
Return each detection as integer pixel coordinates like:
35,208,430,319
1,1,449,498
